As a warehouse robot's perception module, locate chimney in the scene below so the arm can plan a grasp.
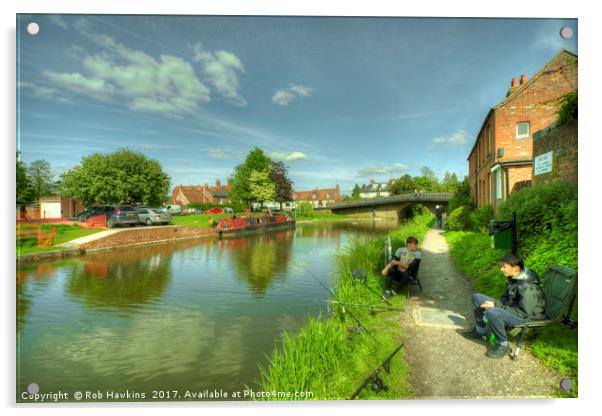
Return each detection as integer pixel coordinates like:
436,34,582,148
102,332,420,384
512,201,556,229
216,178,221,188
511,77,518,87
520,74,527,85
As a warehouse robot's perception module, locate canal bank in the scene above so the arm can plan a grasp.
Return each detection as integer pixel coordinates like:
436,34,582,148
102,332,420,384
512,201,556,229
258,214,433,400
17,225,216,263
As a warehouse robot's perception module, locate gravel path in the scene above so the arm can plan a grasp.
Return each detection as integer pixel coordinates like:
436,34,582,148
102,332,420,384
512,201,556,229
394,227,561,399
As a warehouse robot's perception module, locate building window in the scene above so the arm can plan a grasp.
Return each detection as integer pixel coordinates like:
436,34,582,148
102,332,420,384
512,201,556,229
516,122,530,139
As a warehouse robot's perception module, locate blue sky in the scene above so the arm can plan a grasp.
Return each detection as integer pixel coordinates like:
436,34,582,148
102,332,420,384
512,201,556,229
16,15,577,194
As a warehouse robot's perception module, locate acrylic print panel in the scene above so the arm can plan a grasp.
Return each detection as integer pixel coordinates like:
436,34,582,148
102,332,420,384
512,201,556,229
16,14,578,403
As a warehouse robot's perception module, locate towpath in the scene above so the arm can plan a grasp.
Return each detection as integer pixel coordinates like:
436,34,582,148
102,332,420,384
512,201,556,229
394,227,561,398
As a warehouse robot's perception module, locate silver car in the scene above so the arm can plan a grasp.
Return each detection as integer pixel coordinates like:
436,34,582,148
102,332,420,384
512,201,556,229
137,207,172,226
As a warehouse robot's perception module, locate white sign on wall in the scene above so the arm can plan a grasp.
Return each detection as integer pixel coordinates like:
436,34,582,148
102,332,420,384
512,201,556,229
534,151,553,176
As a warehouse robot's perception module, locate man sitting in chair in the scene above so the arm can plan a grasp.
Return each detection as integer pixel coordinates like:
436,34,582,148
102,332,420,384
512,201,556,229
381,236,421,299
459,253,546,359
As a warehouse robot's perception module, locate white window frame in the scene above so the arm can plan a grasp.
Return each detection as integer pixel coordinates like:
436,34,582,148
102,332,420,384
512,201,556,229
516,122,530,139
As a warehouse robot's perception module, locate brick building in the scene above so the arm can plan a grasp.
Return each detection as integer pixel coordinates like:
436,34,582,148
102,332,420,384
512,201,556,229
467,49,577,210
172,179,230,207
294,184,342,208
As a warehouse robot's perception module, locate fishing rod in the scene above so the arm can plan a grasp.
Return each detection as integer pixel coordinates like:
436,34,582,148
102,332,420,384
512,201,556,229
307,270,380,344
351,268,393,307
324,300,402,312
349,341,405,400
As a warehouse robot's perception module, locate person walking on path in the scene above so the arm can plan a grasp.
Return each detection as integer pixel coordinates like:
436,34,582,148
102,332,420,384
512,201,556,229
435,205,443,228
459,253,547,359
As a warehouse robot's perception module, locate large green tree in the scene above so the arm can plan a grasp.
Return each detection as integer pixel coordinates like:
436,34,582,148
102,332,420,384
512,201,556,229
442,172,460,193
269,160,294,210
61,149,171,206
249,170,276,209
27,159,55,199
229,147,272,206
351,184,361,199
448,176,473,212
16,152,34,205
389,174,416,195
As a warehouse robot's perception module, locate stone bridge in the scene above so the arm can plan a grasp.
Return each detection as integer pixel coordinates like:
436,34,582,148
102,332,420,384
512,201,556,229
326,192,453,221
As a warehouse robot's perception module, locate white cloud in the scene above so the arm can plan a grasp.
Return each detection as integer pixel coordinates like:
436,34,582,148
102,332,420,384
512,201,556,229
191,42,246,106
431,130,469,146
208,148,230,160
41,71,114,101
48,15,68,30
272,83,314,106
356,163,408,177
18,81,68,103
42,35,212,115
268,151,309,162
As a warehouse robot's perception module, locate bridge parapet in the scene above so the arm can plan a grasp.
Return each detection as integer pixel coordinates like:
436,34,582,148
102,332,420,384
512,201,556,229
330,192,453,210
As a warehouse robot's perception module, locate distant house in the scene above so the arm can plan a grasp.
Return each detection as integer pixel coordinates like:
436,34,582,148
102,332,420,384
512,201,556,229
359,180,392,199
467,49,577,210
172,179,230,207
294,184,342,208
37,196,84,219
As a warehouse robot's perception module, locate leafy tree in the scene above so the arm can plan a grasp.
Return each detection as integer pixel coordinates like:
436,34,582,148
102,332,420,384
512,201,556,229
249,170,275,209
351,184,361,199
413,176,434,192
230,147,272,206
27,159,55,199
448,176,473,213
269,160,294,210
16,152,34,205
420,166,437,180
390,174,416,195
61,149,171,206
299,201,315,218
442,172,460,193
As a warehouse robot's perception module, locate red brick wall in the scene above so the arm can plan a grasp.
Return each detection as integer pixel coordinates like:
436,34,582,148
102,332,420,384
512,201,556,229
468,50,577,207
79,226,215,250
533,122,578,185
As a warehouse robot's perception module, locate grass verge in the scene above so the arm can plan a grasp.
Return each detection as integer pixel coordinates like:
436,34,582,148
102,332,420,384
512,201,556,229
445,230,578,397
258,214,433,400
16,224,104,255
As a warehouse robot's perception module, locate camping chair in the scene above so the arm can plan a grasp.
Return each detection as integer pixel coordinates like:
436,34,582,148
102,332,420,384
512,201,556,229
509,264,578,361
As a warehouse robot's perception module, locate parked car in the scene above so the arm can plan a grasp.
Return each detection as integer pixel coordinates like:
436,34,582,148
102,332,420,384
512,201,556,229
76,205,101,221
162,204,182,214
137,207,172,226
204,207,223,214
223,207,234,213
86,205,139,228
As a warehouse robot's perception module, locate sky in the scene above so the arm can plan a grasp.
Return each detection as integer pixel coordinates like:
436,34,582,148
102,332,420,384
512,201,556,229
16,15,577,195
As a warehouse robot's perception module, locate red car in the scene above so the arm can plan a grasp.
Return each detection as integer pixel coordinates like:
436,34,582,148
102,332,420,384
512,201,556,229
204,207,223,214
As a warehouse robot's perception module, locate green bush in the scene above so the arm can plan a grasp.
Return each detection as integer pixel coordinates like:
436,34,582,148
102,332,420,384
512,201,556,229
299,202,315,218
469,204,494,232
557,89,577,126
496,181,577,264
445,205,473,231
448,177,473,213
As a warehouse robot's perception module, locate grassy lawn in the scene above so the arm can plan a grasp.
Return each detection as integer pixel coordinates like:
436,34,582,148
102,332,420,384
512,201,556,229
170,211,365,227
445,230,578,397
258,214,433,400
17,224,104,255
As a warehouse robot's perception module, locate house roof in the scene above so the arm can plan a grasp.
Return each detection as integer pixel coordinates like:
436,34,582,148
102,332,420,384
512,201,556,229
175,186,209,204
211,189,229,198
294,188,341,201
467,49,578,160
359,181,391,193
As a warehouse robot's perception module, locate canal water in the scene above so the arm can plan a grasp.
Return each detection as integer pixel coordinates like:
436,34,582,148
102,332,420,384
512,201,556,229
16,220,397,401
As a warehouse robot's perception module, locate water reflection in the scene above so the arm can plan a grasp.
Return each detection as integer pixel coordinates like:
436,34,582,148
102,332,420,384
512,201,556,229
66,245,174,309
223,231,295,297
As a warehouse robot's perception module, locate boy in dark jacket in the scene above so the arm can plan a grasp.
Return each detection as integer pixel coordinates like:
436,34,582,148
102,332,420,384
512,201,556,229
459,253,546,358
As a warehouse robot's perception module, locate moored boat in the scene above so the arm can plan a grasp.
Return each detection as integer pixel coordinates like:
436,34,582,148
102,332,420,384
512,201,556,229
216,214,296,238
